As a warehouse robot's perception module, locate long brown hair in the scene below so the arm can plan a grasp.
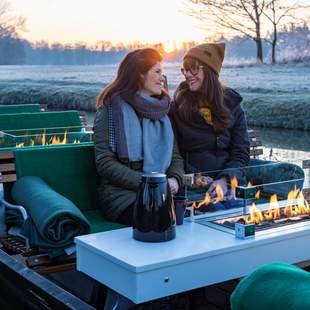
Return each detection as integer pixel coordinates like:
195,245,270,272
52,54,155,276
175,57,231,134
96,48,169,107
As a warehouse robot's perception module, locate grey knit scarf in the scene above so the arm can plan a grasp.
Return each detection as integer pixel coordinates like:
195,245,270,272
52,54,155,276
108,93,173,173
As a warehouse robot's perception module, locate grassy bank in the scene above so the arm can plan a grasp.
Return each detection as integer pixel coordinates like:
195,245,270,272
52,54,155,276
242,90,310,130
0,80,102,112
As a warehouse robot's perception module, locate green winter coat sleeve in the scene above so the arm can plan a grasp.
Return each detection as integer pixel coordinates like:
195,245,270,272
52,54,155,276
93,106,142,191
166,139,185,187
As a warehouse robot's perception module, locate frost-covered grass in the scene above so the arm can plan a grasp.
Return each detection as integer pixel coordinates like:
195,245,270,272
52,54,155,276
0,63,309,129
242,91,310,130
0,79,101,112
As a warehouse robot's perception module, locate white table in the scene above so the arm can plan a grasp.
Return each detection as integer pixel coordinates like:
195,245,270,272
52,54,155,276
75,221,310,304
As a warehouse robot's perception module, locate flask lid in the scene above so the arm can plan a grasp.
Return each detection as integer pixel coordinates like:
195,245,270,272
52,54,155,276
142,172,167,183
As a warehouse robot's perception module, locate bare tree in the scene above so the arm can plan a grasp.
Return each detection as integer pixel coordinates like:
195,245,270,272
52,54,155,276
184,0,266,62
0,0,25,38
264,0,309,64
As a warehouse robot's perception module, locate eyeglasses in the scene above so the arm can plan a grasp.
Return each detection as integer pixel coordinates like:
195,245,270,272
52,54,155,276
181,65,203,76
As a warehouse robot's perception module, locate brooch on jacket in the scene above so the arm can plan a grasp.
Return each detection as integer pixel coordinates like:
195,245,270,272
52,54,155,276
199,107,213,125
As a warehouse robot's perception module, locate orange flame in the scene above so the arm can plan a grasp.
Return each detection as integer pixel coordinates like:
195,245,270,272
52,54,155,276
214,184,224,203
61,131,67,144
230,176,238,199
245,203,264,224
193,192,212,209
244,188,309,225
15,130,79,148
264,194,280,220
230,177,238,189
47,130,68,145
284,188,300,217
297,192,310,214
41,131,46,146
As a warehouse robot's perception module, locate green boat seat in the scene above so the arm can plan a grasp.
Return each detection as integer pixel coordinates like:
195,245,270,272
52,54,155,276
0,111,82,136
0,104,41,114
83,210,125,234
2,143,125,235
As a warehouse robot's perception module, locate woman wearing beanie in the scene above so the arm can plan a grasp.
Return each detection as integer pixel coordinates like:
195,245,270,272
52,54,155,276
170,43,250,196
94,48,184,226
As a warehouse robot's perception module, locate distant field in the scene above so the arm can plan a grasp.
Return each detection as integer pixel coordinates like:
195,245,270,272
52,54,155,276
0,63,309,129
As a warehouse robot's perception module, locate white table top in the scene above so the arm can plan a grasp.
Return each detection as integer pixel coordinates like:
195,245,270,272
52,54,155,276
75,220,310,273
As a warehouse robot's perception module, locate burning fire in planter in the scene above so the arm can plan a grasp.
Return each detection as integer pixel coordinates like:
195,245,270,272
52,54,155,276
192,176,238,209
244,189,310,225
15,131,80,148
192,176,237,209
193,192,212,209
191,174,309,227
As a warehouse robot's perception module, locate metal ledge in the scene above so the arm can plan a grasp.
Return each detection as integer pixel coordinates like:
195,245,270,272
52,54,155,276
0,248,95,310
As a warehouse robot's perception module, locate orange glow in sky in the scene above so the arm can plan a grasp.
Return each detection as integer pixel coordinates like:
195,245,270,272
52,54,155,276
10,0,207,45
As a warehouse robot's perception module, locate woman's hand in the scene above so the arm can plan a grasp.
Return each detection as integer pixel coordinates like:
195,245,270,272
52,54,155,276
207,178,227,197
194,175,213,188
168,177,179,195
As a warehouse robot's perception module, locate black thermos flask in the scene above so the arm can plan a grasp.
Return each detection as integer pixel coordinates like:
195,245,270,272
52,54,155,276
132,172,176,242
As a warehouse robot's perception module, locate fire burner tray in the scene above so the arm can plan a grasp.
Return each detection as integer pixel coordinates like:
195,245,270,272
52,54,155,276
195,214,310,236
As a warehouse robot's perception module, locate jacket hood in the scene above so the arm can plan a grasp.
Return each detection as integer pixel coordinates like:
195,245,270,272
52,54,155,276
224,88,242,110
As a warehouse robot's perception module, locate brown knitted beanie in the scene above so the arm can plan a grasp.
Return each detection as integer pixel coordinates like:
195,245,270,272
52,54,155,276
184,43,225,75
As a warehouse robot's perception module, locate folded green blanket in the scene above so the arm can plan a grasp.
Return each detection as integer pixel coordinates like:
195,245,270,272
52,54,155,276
231,262,310,310
10,176,90,253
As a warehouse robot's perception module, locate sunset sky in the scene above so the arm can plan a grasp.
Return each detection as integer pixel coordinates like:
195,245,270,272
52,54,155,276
10,0,207,46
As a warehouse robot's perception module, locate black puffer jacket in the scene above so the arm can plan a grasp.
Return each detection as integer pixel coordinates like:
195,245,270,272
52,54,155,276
169,88,250,179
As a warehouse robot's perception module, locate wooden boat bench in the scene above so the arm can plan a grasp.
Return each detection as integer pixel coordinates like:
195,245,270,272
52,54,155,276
248,129,263,158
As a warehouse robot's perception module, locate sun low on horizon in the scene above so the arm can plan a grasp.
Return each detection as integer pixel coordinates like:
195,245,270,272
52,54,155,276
9,0,207,49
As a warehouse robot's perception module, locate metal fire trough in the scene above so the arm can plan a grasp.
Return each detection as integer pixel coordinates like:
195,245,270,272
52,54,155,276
180,161,310,237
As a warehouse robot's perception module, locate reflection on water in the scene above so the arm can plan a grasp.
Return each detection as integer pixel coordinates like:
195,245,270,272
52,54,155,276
253,126,310,164
252,127,310,188
254,127,310,152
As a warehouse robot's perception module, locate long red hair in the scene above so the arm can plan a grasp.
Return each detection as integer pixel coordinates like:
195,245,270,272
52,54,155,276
96,48,169,107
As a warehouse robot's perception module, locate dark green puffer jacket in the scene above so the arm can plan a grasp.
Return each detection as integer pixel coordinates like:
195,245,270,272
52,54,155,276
93,105,184,222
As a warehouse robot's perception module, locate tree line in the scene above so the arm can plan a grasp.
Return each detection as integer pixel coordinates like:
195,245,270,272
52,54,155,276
184,0,310,63
0,0,309,65
0,0,25,64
